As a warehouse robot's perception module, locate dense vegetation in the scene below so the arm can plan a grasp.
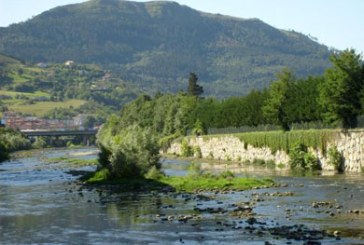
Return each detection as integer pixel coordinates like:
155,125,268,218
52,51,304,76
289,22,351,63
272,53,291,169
95,49,364,176
0,128,31,162
0,0,331,97
100,49,364,134
0,53,138,122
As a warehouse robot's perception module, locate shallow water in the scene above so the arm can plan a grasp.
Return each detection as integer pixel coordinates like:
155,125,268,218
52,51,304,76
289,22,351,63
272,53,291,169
0,149,363,244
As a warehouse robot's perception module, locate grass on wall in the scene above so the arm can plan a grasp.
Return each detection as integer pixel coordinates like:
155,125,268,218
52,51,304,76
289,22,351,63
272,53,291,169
204,129,340,154
234,129,339,154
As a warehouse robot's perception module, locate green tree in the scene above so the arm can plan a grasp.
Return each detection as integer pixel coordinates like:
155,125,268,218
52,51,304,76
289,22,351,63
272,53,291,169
99,125,161,179
263,69,295,130
319,49,364,128
187,72,203,97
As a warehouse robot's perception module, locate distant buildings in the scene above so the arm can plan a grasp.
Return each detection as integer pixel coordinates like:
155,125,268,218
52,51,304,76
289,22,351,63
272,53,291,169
36,62,48,68
1,111,87,131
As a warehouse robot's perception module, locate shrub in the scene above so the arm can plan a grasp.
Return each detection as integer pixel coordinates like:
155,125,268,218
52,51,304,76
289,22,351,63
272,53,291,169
327,146,344,172
181,139,193,157
193,146,202,158
99,125,161,179
0,128,31,153
289,143,320,170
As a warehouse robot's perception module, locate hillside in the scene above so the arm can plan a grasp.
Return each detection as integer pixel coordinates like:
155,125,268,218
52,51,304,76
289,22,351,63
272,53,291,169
0,53,138,120
0,0,332,97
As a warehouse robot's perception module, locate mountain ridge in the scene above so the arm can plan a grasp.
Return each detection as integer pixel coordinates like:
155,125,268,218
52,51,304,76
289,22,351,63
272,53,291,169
0,0,332,97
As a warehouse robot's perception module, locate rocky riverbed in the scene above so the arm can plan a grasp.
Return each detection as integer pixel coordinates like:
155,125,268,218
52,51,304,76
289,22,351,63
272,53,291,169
0,149,363,244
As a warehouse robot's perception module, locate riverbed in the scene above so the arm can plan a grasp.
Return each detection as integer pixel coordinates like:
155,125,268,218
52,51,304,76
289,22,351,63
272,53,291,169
0,148,363,244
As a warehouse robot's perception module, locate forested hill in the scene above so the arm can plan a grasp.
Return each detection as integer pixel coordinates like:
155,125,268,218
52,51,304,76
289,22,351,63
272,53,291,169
0,0,332,97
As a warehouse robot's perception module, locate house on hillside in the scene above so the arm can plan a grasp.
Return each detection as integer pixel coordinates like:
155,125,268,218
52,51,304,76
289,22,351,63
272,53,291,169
64,60,75,66
36,62,48,68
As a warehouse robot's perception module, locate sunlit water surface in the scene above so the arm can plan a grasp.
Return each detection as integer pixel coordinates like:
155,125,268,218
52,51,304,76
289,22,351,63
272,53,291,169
0,149,363,244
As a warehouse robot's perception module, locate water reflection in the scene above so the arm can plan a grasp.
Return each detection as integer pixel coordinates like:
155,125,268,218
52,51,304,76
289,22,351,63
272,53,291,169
0,149,363,244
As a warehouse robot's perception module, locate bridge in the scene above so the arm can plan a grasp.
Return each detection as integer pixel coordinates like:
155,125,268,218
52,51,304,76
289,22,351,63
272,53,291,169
21,129,98,137
21,129,98,146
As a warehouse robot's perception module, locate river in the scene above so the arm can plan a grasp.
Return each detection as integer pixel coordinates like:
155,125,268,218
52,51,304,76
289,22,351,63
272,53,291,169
0,148,363,244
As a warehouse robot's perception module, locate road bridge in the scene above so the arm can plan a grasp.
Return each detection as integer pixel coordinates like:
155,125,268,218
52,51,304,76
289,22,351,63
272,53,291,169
22,129,98,137
21,129,98,146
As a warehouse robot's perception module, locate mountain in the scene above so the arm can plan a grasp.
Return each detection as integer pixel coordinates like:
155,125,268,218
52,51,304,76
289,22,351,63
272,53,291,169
0,0,332,97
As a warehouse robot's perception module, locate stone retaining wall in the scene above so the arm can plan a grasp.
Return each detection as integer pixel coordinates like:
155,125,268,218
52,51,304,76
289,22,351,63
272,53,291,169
167,130,364,173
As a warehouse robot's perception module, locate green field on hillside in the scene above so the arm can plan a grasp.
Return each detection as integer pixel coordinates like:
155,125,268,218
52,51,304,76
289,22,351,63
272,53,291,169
0,90,50,99
6,99,86,117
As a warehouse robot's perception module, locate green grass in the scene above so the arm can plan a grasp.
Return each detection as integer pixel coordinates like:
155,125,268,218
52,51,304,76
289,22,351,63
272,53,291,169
84,168,274,193
158,175,274,192
9,71,32,83
45,156,98,167
217,129,339,154
0,90,51,98
9,99,86,116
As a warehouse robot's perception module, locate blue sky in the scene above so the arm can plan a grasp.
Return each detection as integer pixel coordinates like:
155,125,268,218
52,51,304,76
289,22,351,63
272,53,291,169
1,0,363,54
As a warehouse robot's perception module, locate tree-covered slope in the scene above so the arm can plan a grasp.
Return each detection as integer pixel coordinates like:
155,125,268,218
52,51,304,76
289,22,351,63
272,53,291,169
0,53,138,120
0,0,332,97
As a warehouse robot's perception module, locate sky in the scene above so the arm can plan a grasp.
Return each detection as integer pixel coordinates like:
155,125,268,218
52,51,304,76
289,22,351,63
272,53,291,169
0,0,363,54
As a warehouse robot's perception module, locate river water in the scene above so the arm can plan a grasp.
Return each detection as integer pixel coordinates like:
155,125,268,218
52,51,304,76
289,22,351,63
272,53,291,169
0,148,363,244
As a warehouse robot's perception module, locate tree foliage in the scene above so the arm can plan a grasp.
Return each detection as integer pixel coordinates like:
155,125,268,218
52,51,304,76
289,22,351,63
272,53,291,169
188,72,203,97
319,49,364,128
262,69,296,130
0,128,31,162
98,125,160,179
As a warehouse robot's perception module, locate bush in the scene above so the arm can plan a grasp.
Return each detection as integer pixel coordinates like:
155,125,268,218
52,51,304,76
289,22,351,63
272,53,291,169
193,146,202,158
181,139,193,157
0,128,31,152
327,146,344,172
99,125,161,179
289,143,320,170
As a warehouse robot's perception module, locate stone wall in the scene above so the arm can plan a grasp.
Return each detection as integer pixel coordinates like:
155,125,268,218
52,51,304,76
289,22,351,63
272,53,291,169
167,130,364,173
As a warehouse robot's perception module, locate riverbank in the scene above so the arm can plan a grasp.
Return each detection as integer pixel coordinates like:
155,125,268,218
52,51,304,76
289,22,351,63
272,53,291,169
167,129,364,173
